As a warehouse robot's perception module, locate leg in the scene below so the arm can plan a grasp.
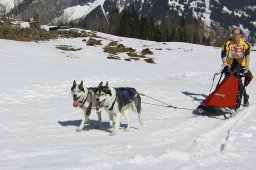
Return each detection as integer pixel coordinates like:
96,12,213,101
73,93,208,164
242,71,252,107
110,112,121,136
109,113,114,128
76,108,91,132
243,88,249,107
132,102,143,126
95,111,102,129
123,110,131,132
244,70,253,86
137,112,143,126
236,77,244,109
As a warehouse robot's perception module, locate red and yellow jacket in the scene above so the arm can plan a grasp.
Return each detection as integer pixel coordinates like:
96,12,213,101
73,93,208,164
221,38,251,67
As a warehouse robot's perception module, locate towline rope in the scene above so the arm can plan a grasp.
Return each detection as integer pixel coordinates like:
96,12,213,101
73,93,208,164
140,93,194,111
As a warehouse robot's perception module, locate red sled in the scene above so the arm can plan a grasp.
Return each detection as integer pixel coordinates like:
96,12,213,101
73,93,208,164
203,74,238,108
197,65,246,119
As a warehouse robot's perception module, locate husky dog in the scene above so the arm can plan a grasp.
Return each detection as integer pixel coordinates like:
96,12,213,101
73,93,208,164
95,82,143,136
71,80,101,132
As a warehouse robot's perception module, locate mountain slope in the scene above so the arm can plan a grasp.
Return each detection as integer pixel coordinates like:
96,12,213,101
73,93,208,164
4,0,255,39
0,30,256,169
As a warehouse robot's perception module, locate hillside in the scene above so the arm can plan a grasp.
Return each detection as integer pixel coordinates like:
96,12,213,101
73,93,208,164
2,0,256,45
0,31,256,170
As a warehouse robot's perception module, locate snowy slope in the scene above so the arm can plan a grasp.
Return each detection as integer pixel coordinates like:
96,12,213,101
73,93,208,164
53,0,106,24
0,32,256,170
0,0,24,12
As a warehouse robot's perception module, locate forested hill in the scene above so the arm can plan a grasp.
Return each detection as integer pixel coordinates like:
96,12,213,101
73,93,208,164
2,0,256,45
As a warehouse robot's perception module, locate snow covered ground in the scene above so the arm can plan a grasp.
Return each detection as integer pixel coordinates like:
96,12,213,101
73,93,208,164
0,32,256,170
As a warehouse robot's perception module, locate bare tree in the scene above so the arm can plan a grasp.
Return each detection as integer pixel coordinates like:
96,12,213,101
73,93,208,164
0,1,11,18
13,0,22,27
0,1,11,28
0,4,6,18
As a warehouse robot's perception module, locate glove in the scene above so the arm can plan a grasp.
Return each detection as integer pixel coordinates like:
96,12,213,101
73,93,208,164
243,68,250,74
221,63,230,73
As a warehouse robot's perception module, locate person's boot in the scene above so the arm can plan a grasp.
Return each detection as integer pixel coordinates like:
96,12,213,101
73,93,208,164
243,94,249,107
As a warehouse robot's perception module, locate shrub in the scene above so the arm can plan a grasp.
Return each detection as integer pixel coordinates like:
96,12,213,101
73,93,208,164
86,38,102,46
141,48,153,55
56,45,82,51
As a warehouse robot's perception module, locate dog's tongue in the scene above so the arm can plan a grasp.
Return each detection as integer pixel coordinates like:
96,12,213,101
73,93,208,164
73,100,79,107
96,105,100,111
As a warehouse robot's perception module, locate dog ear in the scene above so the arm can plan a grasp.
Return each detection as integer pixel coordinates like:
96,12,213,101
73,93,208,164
80,81,83,86
107,90,112,96
104,82,111,95
78,84,85,92
98,81,103,87
77,81,84,91
71,80,76,90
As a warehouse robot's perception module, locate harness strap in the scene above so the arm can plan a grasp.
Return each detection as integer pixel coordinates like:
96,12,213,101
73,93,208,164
79,93,88,108
140,93,194,110
108,94,117,111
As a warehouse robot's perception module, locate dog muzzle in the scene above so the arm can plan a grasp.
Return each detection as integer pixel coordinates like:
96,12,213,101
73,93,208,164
96,99,105,111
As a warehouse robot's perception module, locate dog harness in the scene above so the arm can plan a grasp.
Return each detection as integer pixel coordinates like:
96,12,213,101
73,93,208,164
89,87,98,93
79,87,98,108
108,88,138,111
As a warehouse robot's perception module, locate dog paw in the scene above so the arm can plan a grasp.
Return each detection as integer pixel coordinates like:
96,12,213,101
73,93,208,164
76,128,82,132
110,132,116,136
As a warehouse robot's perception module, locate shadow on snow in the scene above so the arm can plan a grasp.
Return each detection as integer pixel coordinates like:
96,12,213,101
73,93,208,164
182,91,207,102
58,119,138,132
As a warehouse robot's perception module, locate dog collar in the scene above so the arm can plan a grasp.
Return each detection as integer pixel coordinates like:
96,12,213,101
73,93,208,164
79,94,88,108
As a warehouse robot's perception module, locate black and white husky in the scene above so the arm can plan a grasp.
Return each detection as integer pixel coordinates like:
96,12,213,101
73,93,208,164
95,82,143,136
71,80,102,132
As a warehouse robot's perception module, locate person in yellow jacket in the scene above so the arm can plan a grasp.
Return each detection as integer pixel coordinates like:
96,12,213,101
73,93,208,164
221,28,253,107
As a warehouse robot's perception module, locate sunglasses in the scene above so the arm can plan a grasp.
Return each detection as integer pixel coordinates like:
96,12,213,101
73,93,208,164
233,33,241,36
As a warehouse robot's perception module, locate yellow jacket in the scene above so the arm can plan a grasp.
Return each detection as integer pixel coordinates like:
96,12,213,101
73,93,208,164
221,38,251,67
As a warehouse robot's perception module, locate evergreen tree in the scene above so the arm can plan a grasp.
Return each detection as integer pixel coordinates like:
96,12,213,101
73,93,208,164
129,9,140,38
161,16,172,41
118,9,131,37
192,32,199,44
153,26,162,42
106,8,212,45
148,19,156,41
108,8,120,34
139,16,149,40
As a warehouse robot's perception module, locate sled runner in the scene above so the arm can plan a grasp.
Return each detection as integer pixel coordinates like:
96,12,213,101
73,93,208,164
196,65,246,119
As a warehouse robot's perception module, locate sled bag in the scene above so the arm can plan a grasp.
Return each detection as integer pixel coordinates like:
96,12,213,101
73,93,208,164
203,75,238,107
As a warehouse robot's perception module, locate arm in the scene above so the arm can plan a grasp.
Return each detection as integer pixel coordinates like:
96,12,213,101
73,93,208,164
221,39,229,64
222,57,227,64
244,40,251,71
245,55,250,70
